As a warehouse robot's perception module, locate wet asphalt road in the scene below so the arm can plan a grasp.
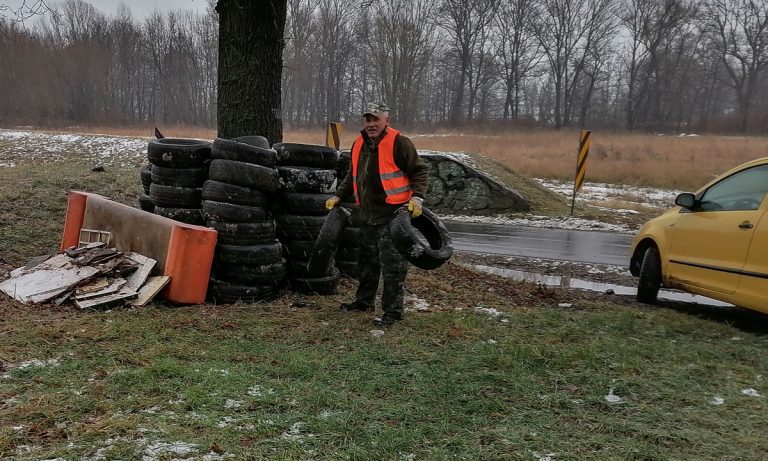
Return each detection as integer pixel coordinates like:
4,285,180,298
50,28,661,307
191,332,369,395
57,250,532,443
444,221,634,267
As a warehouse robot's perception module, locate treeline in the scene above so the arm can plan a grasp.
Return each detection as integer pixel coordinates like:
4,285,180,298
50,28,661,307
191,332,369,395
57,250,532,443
1,0,767,133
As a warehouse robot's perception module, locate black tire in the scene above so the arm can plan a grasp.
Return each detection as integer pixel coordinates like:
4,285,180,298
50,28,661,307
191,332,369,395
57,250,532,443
147,138,211,168
207,220,276,245
154,206,205,225
282,239,316,260
637,246,662,304
335,259,358,278
234,135,270,149
202,200,269,223
138,193,155,212
281,192,333,216
341,226,361,247
307,206,350,276
276,214,326,240
150,165,208,187
140,164,153,192
149,183,202,208
209,159,279,194
212,137,278,167
277,166,336,194
213,259,287,286
289,268,340,295
390,206,453,270
287,259,313,277
337,246,359,262
201,180,267,208
216,242,283,266
273,143,339,168
336,150,351,182
208,277,280,304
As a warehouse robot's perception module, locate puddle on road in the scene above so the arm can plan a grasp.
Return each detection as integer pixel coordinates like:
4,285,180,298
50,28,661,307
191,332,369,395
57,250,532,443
470,264,733,308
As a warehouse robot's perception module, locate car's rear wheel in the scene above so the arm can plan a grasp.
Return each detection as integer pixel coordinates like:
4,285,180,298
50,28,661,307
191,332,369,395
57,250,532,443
637,246,661,304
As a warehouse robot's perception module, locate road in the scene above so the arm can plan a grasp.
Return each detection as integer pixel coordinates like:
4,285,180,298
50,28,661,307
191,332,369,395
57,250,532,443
444,221,634,267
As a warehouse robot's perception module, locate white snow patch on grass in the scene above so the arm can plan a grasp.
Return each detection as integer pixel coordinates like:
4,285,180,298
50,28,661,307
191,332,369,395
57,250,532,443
474,306,504,317
404,294,430,311
741,388,762,397
442,213,636,234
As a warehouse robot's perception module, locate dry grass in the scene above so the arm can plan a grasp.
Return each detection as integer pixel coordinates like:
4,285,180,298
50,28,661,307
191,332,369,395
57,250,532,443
12,125,768,191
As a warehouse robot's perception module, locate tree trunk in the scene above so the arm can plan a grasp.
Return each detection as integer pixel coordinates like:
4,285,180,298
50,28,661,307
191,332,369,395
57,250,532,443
216,0,286,143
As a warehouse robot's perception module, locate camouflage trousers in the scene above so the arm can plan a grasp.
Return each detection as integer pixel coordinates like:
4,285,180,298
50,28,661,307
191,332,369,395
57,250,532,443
354,222,409,318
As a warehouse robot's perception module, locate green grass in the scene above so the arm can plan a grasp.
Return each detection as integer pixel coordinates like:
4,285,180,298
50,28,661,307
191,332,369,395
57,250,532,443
1,145,767,459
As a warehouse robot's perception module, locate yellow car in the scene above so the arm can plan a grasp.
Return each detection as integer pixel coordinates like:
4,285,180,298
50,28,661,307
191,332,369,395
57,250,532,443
630,157,768,314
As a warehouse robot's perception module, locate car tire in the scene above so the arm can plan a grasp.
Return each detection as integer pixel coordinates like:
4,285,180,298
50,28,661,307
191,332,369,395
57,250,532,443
138,193,155,212
140,164,153,194
390,206,453,270
273,142,339,168
149,183,202,208
147,138,211,168
201,180,267,208
233,135,270,149
216,242,283,266
637,246,662,304
307,206,349,276
208,277,280,304
154,206,205,225
209,159,279,193
202,200,269,223
288,268,340,295
213,259,286,286
212,137,278,167
207,220,276,245
281,192,333,216
150,165,208,187
277,166,336,194
276,214,326,240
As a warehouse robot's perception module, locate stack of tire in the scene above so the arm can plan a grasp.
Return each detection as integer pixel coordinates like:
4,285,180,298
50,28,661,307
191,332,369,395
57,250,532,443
146,138,212,225
139,164,155,212
273,143,340,295
333,149,361,278
203,136,285,304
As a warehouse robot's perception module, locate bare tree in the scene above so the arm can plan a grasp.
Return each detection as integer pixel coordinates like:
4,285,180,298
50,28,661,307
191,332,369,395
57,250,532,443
439,0,499,125
704,0,768,132
494,0,542,120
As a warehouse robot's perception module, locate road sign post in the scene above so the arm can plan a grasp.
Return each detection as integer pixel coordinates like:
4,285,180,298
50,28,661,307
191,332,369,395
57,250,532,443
326,122,342,150
570,129,591,215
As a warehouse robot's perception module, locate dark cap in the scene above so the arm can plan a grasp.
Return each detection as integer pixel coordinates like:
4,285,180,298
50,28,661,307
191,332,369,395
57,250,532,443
363,101,389,117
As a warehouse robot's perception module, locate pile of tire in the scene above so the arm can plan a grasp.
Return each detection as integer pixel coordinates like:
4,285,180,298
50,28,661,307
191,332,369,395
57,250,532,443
333,149,361,278
139,164,155,212
273,142,340,294
146,138,212,225
203,136,286,304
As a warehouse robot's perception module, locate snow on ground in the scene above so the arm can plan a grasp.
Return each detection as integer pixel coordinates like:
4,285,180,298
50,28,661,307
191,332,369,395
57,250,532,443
441,213,637,234
535,178,683,210
0,129,149,168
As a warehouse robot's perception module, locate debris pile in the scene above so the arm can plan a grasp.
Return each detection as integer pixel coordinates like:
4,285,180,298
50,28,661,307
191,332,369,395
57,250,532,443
0,242,169,308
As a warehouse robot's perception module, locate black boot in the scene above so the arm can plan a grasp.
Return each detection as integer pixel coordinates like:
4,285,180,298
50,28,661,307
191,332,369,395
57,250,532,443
340,301,374,312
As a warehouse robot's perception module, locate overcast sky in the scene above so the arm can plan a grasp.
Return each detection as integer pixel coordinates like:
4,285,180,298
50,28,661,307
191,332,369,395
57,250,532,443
5,0,209,20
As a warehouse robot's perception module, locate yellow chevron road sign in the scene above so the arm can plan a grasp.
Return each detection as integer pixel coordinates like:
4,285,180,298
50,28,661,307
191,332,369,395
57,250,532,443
326,122,342,150
571,129,591,215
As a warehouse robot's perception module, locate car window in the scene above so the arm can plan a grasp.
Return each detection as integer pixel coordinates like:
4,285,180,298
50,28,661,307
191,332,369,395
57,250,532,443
698,164,768,211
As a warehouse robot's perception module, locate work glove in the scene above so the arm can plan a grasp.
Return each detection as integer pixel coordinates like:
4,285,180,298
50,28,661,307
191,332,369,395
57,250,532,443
325,196,341,210
407,197,423,218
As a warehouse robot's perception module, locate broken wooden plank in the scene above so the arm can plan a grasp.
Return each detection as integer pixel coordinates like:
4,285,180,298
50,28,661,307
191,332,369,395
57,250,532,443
75,277,111,295
130,276,170,307
74,278,126,301
75,290,137,309
65,242,106,257
123,253,157,293
0,259,101,304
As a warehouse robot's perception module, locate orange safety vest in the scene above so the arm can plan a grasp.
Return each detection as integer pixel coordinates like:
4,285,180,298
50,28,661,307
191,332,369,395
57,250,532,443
351,128,413,205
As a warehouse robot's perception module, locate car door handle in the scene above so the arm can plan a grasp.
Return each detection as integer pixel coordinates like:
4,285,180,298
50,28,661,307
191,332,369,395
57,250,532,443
739,222,754,229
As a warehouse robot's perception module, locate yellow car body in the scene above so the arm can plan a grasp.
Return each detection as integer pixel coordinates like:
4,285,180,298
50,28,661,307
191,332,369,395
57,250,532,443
629,157,768,314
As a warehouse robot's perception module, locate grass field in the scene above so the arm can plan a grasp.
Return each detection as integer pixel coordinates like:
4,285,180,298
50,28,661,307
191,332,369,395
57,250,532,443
1,132,768,460
55,124,768,191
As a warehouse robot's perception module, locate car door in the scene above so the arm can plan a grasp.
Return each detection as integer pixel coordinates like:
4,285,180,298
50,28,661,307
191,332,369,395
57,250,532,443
666,164,768,294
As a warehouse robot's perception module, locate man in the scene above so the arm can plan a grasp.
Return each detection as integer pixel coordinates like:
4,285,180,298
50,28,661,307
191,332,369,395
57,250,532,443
325,101,429,327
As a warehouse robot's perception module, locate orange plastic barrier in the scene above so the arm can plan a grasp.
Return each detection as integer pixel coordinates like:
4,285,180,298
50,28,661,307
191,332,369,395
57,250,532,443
61,191,217,304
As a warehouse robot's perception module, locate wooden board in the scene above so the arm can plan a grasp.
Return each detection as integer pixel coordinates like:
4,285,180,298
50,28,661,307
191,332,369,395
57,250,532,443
124,253,157,293
0,255,100,304
130,276,171,307
75,290,137,309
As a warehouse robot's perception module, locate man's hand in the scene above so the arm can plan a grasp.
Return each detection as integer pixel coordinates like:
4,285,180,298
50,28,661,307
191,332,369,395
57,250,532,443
325,196,341,210
407,197,423,218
